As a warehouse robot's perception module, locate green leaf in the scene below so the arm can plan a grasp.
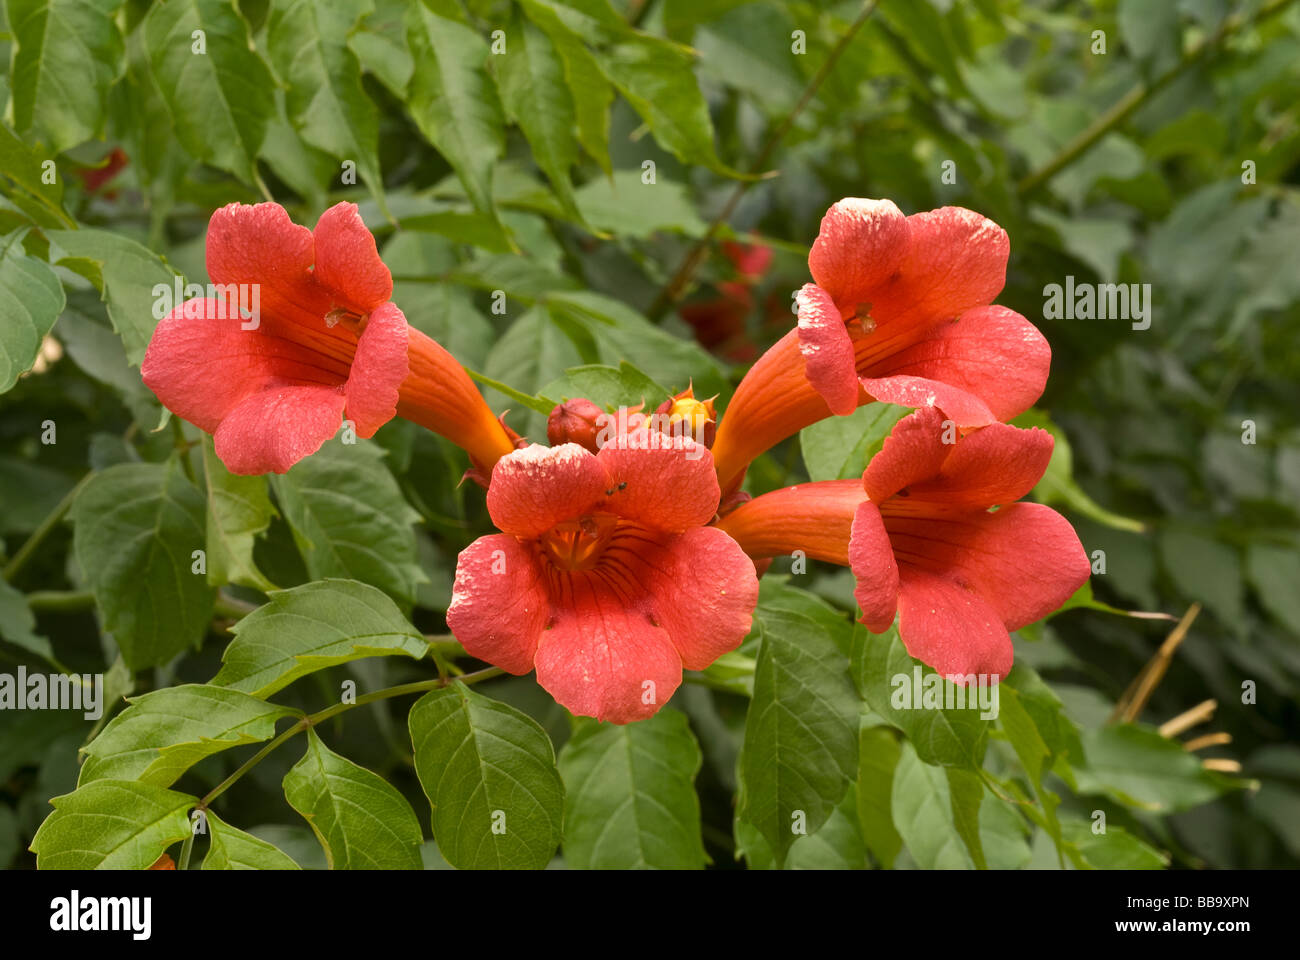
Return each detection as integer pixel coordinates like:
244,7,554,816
0,577,55,664
0,231,65,393
349,0,414,97
8,0,125,153
544,291,726,398
143,0,276,184
595,34,735,176
79,683,297,787
203,811,301,870
889,742,975,869
282,729,423,869
409,683,564,870
1013,409,1144,533
851,624,989,769
784,784,869,869
46,228,179,367
406,5,505,220
980,790,1033,869
71,461,215,671
1246,542,1300,634
202,438,277,592
878,0,969,96
1060,818,1168,869
0,121,69,225
736,582,860,866
802,404,908,482
558,710,707,869
493,11,580,221
519,0,612,174
856,724,903,868
539,362,668,413
266,0,387,212
1157,527,1242,627
482,305,583,435
945,765,988,869
271,438,425,608
1074,724,1245,813
572,169,707,238
212,579,426,699
30,780,193,870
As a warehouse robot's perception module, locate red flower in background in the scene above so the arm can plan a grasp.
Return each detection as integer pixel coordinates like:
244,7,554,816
142,202,514,475
447,432,758,723
711,200,1050,494
677,240,773,362
717,407,1089,679
76,147,129,195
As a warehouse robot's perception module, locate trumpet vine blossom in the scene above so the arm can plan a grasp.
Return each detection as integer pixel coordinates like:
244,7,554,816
142,201,514,475
710,199,1051,494
716,408,1090,679
447,431,759,723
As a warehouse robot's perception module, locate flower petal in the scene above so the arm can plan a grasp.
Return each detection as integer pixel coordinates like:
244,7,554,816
312,202,393,314
808,198,908,308
534,579,683,724
212,383,345,475
904,422,1054,507
858,373,996,427
642,527,759,670
486,443,607,537
344,302,409,438
597,429,720,532
896,567,1014,679
713,479,866,564
206,202,330,326
869,206,1009,333
141,298,349,434
796,283,860,416
446,534,549,675
862,407,951,503
849,501,899,631
860,305,1049,425
885,503,1090,630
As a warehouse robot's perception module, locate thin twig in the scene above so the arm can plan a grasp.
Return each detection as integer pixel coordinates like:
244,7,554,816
2,472,92,582
1018,0,1298,195
1110,603,1201,724
646,0,881,319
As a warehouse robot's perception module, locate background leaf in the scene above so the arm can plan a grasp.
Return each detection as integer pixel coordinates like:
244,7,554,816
71,461,214,670
558,709,707,869
409,683,564,870
212,579,426,699
282,729,423,869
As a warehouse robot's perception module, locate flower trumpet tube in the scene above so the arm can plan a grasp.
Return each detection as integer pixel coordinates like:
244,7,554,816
716,407,1090,680
447,430,759,723
711,199,1051,494
141,201,515,475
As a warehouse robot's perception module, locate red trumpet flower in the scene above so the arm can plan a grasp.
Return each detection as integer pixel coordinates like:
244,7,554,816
711,200,1050,494
447,432,758,723
141,202,514,475
716,408,1089,679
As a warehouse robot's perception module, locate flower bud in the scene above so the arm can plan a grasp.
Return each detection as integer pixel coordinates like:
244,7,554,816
547,398,605,452
654,387,717,448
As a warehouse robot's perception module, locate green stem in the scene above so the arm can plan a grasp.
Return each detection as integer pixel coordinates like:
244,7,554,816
213,592,259,620
196,666,505,810
1018,0,1298,195
646,0,881,319
2,472,92,583
177,827,196,871
25,589,95,612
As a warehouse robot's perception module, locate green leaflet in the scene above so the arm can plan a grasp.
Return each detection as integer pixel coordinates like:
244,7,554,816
409,683,564,870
